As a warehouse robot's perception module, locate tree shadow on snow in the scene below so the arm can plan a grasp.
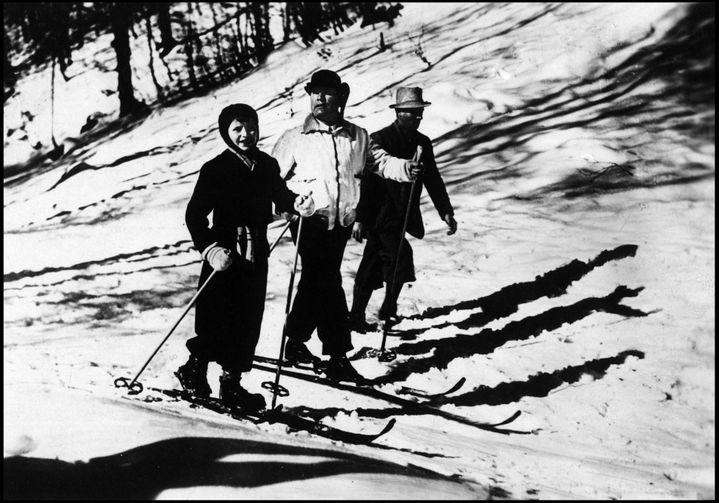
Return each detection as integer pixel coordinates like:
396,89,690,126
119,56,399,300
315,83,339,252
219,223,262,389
3,436,451,499
432,2,714,198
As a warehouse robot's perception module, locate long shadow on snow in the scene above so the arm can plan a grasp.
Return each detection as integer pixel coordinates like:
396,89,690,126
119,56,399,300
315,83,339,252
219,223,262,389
4,108,153,189
3,436,454,499
296,349,644,422
3,239,193,283
350,244,639,346
356,4,558,107
368,285,649,387
427,350,645,407
433,3,714,197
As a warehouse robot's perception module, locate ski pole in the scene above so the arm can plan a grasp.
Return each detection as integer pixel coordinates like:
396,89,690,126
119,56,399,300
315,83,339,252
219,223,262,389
114,268,219,395
269,220,292,255
263,216,304,408
379,145,423,358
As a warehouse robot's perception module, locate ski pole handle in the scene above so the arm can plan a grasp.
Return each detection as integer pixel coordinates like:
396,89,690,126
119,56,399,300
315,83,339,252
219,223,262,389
115,269,218,395
407,145,424,180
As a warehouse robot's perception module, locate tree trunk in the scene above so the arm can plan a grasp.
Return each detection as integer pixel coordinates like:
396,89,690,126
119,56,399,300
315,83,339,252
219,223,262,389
51,4,73,81
209,2,226,75
144,12,163,99
183,3,199,93
4,32,16,87
110,2,142,116
281,4,292,42
155,2,178,57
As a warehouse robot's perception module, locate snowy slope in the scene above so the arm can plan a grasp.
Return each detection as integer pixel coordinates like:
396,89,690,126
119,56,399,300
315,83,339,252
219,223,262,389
4,3,715,499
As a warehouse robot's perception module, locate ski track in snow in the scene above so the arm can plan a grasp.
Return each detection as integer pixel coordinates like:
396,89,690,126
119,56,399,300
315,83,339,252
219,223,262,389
4,3,714,499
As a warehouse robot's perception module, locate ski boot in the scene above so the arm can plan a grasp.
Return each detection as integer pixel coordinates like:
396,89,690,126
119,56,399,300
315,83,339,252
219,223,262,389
349,313,378,334
174,355,211,398
283,338,319,367
324,355,367,383
219,371,266,412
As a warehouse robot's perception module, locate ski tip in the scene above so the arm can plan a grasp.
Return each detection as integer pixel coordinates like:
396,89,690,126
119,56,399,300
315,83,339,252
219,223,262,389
379,417,397,436
492,410,522,427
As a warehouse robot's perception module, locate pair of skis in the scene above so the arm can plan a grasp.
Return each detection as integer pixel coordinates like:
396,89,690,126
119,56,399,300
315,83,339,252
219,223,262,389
251,355,524,435
135,358,520,446
139,387,397,445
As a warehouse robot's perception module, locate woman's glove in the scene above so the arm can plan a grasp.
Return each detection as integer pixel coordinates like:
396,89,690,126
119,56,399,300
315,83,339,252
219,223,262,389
203,245,232,271
294,193,316,218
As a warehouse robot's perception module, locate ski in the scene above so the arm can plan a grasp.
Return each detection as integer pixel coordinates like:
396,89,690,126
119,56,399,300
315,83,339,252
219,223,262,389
144,387,396,445
487,409,522,427
256,353,458,399
256,354,327,375
397,377,467,399
251,359,526,435
256,354,464,402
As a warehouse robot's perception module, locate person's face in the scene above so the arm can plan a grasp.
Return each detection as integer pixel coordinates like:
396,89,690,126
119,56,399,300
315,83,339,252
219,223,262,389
309,86,341,123
395,108,424,131
228,118,258,151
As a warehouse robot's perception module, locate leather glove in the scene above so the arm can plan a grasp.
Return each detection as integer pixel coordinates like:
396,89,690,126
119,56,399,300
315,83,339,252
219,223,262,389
203,245,232,271
294,193,315,218
444,214,457,235
352,221,364,243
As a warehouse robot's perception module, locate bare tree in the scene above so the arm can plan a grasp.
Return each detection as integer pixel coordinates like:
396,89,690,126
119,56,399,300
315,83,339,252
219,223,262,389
109,2,145,116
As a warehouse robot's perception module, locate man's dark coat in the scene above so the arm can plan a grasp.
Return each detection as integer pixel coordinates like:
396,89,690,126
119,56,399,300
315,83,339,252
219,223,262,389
358,121,454,238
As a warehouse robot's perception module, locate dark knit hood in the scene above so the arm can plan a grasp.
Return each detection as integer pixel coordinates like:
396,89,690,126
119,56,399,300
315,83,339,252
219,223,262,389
218,103,259,155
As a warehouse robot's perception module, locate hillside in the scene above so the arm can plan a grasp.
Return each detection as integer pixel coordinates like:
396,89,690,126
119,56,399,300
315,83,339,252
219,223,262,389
4,3,715,499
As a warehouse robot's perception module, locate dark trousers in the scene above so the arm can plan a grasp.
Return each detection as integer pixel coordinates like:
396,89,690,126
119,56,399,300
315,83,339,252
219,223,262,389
285,216,353,357
355,228,415,291
351,227,416,317
187,256,268,374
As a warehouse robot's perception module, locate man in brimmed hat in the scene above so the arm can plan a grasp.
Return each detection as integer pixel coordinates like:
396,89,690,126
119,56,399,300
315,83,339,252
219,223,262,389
350,86,457,331
272,69,415,382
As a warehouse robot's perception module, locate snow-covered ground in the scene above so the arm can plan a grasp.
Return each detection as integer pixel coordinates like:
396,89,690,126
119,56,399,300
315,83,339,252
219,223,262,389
4,3,715,499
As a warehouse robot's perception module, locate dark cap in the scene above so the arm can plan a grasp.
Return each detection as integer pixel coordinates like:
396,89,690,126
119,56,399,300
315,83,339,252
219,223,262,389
304,69,344,94
219,103,258,128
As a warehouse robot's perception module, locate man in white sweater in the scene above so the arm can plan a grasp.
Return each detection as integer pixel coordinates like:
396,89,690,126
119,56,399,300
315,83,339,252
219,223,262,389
272,69,416,382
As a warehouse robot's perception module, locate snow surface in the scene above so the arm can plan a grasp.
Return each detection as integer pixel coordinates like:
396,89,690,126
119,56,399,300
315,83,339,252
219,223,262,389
4,3,715,499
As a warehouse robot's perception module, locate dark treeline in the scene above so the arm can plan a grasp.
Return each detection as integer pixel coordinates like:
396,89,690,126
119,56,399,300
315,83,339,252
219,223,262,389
4,2,403,117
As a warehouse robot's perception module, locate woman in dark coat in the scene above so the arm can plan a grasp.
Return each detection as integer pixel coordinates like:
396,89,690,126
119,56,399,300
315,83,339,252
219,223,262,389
178,103,315,410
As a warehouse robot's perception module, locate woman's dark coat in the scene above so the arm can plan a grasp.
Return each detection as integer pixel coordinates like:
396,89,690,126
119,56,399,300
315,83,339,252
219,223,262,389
184,147,297,373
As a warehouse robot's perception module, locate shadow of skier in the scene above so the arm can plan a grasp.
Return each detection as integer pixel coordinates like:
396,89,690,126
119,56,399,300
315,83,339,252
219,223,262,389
369,285,650,387
296,349,644,422
3,436,454,499
350,244,640,348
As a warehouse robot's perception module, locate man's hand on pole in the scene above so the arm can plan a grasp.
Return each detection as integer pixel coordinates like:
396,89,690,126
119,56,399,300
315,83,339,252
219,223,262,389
352,221,365,243
294,191,315,218
406,158,423,180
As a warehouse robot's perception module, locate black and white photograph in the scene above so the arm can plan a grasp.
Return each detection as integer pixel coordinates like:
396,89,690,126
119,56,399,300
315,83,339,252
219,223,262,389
3,2,714,499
